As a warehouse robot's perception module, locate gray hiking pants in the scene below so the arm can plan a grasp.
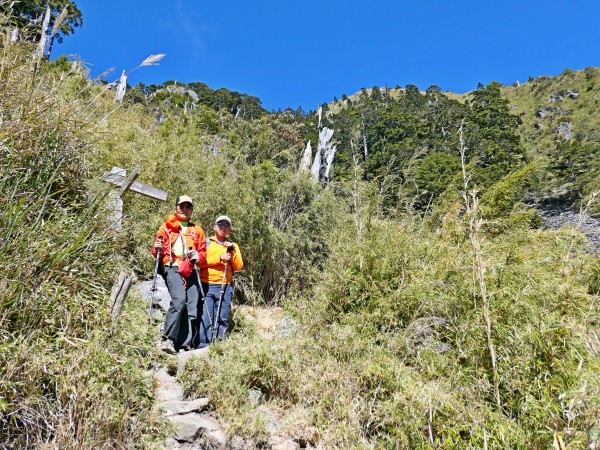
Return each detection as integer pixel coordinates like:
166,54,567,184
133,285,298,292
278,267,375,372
163,266,200,345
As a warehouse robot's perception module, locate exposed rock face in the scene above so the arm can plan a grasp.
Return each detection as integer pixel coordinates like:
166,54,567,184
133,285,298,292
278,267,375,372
160,84,200,102
549,91,579,103
540,209,600,253
186,89,200,102
556,121,574,140
549,93,564,102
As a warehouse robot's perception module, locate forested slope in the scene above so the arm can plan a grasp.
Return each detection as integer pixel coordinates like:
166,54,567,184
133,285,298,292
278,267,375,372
1,27,599,449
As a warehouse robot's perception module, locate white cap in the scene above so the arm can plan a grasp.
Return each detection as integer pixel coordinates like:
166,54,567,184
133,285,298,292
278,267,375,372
215,215,232,226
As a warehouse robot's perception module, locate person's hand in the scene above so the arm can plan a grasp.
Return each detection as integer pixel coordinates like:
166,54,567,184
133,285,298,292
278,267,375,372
220,252,232,262
224,242,235,252
188,249,199,263
153,237,164,251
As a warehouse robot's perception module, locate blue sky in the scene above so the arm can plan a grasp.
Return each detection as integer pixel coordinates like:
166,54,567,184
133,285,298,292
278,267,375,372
54,0,600,112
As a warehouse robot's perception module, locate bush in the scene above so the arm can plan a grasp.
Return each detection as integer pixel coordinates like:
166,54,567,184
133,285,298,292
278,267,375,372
182,199,600,448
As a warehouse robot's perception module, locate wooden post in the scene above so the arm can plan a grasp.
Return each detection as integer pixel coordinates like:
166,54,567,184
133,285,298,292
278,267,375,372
110,271,134,317
118,165,139,196
103,166,168,201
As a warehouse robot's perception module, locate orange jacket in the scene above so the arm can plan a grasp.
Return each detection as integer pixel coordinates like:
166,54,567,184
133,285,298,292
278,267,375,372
152,215,206,268
199,236,243,284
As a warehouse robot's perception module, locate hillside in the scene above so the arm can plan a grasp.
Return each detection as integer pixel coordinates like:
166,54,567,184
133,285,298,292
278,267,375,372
502,68,600,212
321,68,600,217
1,31,599,450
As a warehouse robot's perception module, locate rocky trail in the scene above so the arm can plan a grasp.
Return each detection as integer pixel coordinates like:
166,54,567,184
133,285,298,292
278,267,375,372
137,277,313,450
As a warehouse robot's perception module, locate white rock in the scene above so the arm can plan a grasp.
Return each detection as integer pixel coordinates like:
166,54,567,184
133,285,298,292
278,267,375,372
155,367,184,402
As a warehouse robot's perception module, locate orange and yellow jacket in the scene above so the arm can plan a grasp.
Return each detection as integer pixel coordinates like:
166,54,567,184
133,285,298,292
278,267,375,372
152,215,206,268
199,236,243,284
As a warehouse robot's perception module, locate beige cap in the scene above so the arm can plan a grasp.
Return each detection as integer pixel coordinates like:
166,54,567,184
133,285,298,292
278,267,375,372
175,195,194,207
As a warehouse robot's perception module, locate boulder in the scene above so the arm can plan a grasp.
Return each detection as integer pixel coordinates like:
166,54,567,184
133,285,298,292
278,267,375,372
138,276,171,312
549,93,564,102
556,121,573,140
279,317,298,337
161,398,210,416
168,412,226,447
178,347,210,375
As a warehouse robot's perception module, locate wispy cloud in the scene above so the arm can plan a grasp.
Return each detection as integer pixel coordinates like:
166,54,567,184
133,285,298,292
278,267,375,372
169,0,214,61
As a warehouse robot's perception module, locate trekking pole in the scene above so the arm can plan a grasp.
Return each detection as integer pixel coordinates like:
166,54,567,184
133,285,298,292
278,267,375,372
212,259,228,343
148,236,163,324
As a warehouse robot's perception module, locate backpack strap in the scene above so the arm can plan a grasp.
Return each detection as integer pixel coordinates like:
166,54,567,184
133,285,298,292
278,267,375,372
160,225,180,266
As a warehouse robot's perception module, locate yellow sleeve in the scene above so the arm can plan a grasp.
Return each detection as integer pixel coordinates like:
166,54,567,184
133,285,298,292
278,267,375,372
231,243,244,271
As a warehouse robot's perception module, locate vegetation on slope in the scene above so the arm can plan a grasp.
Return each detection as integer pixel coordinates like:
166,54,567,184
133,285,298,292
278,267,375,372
0,43,165,448
502,68,600,215
181,177,600,448
1,10,599,448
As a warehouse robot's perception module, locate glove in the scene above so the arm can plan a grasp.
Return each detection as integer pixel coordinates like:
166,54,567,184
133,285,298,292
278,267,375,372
188,249,199,263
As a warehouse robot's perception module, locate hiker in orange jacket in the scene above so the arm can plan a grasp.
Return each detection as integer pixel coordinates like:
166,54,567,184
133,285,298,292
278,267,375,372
198,215,243,347
152,195,206,353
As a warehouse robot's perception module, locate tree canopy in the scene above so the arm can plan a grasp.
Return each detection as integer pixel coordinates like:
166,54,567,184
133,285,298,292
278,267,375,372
2,0,82,53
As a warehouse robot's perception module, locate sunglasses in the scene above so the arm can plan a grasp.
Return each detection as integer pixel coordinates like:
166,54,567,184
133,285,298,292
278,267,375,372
215,221,231,228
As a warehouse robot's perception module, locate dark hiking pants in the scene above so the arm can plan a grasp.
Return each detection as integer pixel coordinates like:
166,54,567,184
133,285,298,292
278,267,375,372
163,266,200,346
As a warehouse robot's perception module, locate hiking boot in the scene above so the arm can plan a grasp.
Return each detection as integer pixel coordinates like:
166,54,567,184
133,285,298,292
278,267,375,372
160,338,176,355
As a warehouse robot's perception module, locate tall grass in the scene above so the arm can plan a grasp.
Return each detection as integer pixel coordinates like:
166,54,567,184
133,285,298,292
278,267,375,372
0,37,164,448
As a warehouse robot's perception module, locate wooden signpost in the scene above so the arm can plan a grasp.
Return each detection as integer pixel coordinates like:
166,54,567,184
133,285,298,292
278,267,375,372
102,165,168,232
103,166,168,316
103,166,168,202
